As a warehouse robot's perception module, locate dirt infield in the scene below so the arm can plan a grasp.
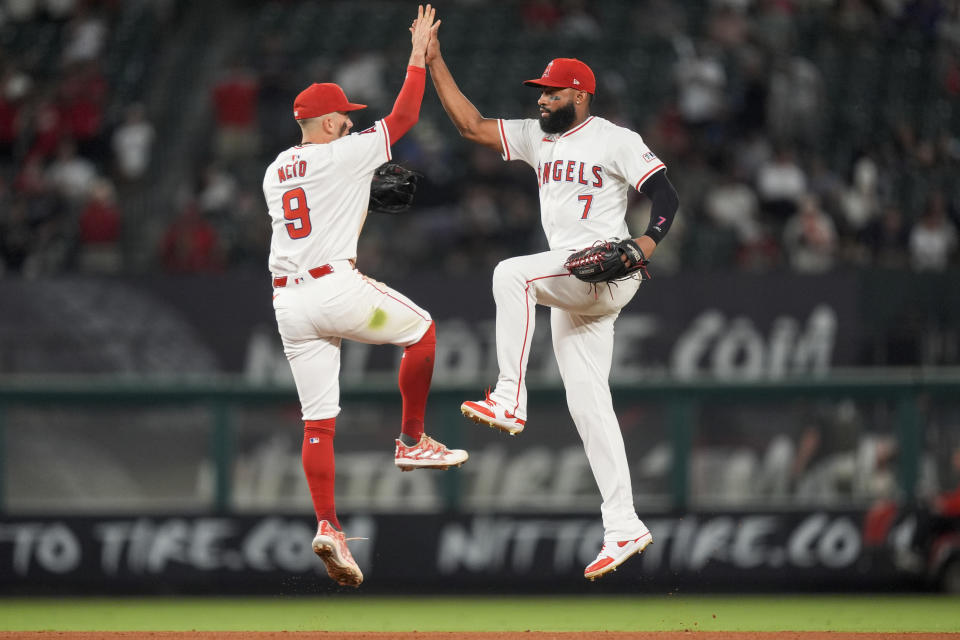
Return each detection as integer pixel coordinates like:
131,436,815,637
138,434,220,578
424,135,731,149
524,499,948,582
2,633,960,639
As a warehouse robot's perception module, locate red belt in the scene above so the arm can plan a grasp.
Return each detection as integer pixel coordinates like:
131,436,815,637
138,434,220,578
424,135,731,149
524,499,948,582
272,264,334,288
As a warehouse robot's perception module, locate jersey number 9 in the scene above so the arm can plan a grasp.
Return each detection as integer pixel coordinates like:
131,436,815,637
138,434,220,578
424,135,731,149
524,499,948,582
282,187,311,239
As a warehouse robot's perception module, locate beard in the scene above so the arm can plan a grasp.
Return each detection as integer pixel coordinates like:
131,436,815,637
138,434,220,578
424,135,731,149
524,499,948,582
339,122,350,137
539,102,577,134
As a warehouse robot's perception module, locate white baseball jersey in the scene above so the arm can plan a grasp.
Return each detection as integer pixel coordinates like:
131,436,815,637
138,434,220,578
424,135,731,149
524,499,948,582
497,116,665,250
263,120,392,275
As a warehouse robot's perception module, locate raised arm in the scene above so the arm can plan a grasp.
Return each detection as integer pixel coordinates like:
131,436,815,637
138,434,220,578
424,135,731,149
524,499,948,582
382,4,437,142
407,4,434,70
425,22,503,153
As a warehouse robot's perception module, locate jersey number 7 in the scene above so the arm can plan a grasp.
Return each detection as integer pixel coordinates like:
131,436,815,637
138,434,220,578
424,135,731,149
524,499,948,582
282,187,311,239
578,194,593,219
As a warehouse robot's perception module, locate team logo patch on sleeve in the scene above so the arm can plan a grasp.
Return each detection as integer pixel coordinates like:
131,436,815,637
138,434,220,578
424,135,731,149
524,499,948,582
642,151,658,163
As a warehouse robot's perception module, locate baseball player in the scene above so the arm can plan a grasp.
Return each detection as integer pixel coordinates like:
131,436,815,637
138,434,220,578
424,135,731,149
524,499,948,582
263,5,467,588
426,34,679,580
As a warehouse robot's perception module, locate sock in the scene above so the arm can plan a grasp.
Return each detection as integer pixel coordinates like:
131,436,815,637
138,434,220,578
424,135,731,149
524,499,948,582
398,320,436,441
302,418,339,530
399,433,419,447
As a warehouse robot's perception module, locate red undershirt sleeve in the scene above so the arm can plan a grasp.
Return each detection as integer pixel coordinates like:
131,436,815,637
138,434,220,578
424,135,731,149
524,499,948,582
382,66,425,143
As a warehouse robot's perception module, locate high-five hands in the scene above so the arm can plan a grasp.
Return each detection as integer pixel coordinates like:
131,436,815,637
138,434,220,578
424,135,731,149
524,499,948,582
409,4,439,63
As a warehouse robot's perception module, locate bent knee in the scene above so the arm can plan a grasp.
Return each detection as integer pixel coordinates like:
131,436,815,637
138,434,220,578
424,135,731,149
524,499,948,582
492,257,527,292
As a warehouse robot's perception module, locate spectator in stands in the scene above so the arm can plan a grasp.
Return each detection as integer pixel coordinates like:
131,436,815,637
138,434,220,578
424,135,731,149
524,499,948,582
766,55,824,148
521,0,563,32
831,0,881,37
703,165,761,246
901,445,960,572
197,164,238,221
702,164,784,272
59,61,107,161
729,50,768,137
737,222,781,272
211,64,260,166
61,4,108,65
3,0,39,22
76,177,121,273
673,38,727,141
2,0,958,282
839,154,881,234
46,138,96,203
333,48,388,109
755,145,807,221
459,185,502,239
0,176,13,273
732,128,773,179
707,1,749,50
782,194,838,273
792,401,864,502
6,159,73,276
645,103,692,160
909,192,958,271
557,0,601,40
160,199,223,273
0,197,33,274
223,187,269,269
43,0,78,21
13,154,47,196
111,103,154,182
939,2,960,48
631,0,688,38
255,32,298,159
0,63,32,157
936,446,960,517
806,156,846,220
753,0,799,53
24,94,65,160
857,204,910,268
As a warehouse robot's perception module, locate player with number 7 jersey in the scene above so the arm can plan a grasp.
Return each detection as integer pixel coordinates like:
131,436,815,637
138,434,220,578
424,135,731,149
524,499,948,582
261,5,467,589
426,27,679,580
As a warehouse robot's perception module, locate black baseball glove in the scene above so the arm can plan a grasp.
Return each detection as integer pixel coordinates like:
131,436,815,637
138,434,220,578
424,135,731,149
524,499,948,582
563,238,650,283
369,162,423,214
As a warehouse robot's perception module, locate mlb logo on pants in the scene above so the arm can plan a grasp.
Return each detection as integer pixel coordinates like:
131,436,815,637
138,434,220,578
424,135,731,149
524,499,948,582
309,437,320,444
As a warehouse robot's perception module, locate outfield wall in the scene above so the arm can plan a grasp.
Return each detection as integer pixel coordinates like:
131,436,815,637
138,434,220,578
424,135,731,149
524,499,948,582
0,377,957,593
0,510,922,595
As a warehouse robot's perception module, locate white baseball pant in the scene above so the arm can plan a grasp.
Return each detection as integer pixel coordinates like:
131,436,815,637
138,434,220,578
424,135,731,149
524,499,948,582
489,249,646,541
273,260,432,420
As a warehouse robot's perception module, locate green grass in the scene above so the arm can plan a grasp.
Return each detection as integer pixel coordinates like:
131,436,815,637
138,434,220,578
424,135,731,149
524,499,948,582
1,595,959,632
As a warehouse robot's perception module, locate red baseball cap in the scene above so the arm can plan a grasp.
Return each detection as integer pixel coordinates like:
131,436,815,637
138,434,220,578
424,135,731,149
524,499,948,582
524,58,596,94
293,83,366,120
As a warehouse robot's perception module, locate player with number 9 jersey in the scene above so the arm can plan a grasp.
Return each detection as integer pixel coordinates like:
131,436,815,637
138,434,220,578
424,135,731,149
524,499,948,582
261,5,466,589
264,113,392,274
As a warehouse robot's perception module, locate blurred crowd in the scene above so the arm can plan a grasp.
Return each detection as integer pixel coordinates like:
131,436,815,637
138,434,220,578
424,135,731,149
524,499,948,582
0,0,174,276
1,0,959,277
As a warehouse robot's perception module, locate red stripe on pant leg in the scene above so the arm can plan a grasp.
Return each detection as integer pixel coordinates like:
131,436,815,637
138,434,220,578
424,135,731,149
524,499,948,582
363,278,429,321
512,272,569,415
399,320,435,441
513,283,532,415
303,418,339,529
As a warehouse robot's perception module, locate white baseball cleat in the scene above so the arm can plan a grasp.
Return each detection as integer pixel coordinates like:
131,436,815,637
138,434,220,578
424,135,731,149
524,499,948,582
394,433,469,471
312,520,363,587
461,389,526,436
584,526,653,581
